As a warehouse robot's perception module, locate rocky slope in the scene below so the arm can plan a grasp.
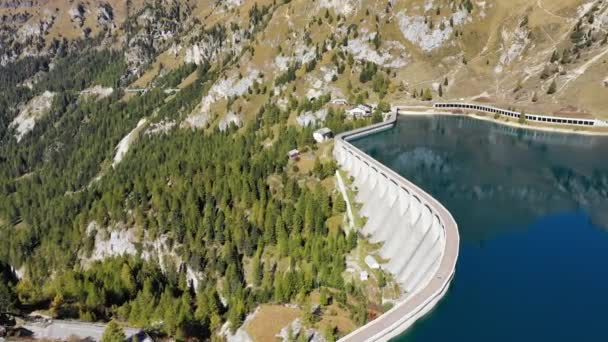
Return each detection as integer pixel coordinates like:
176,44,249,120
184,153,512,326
1,0,608,339
3,0,608,120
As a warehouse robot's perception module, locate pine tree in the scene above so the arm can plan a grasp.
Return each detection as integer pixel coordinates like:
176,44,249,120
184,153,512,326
464,0,474,12
319,287,329,306
313,158,323,177
121,263,136,296
0,281,14,314
227,295,245,333
371,110,383,124
377,271,386,288
50,293,64,317
547,79,557,94
251,253,263,286
550,50,559,63
302,299,314,324
277,220,289,257
333,195,346,214
102,320,126,342
422,88,433,101
373,32,381,50
325,324,337,342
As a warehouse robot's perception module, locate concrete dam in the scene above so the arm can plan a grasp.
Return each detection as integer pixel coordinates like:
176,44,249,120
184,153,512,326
335,112,460,342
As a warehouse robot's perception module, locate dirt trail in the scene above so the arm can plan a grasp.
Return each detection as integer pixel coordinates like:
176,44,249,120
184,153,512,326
558,46,608,93
536,0,571,21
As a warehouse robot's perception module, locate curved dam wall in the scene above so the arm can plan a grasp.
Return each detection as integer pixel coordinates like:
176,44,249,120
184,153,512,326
335,112,460,342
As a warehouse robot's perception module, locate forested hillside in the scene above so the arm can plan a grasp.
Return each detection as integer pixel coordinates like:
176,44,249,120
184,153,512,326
2,0,608,340
0,1,386,338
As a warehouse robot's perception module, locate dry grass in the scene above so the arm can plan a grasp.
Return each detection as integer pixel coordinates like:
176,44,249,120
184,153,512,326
316,140,335,161
1,0,143,45
178,70,199,89
380,0,608,120
317,303,357,337
295,152,316,174
267,174,284,198
245,304,301,342
326,215,344,234
321,176,336,193
308,291,357,337
129,49,183,89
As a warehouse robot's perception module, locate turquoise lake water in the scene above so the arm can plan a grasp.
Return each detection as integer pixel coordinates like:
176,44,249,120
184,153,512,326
351,115,608,341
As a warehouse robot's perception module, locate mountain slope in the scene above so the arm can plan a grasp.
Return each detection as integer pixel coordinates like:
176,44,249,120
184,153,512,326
0,0,607,340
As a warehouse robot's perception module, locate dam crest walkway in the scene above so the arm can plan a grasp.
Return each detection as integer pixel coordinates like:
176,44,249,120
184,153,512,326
335,112,460,342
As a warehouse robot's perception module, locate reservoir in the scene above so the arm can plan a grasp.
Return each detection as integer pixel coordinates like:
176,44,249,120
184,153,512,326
351,115,608,341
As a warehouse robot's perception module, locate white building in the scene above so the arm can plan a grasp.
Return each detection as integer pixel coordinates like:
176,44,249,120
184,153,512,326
360,271,369,281
346,104,372,117
313,127,333,143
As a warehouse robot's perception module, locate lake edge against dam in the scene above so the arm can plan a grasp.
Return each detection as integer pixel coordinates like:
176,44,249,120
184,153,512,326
334,112,459,342
350,114,608,342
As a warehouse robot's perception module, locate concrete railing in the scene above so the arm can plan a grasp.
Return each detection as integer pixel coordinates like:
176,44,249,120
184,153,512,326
334,112,460,342
434,102,608,127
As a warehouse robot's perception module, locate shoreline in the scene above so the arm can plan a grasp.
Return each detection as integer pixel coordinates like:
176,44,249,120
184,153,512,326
397,109,608,137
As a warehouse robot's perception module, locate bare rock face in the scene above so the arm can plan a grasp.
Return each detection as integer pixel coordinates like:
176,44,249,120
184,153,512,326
69,2,87,27
9,91,55,142
0,12,31,25
0,0,49,9
218,111,243,131
97,2,114,26
276,319,327,342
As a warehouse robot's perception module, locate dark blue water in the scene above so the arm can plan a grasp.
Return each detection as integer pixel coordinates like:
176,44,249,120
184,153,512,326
351,115,608,342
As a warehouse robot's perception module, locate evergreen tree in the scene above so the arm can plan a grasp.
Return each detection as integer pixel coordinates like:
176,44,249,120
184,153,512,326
302,299,314,325
547,79,557,94
325,324,338,342
373,32,381,50
0,282,14,314
313,158,323,178
550,50,559,63
519,111,526,124
319,287,329,306
333,195,346,214
102,320,126,342
251,253,263,286
371,110,383,124
422,88,433,101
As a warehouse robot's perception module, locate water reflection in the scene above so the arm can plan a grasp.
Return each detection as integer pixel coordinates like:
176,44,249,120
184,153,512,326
353,115,608,242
